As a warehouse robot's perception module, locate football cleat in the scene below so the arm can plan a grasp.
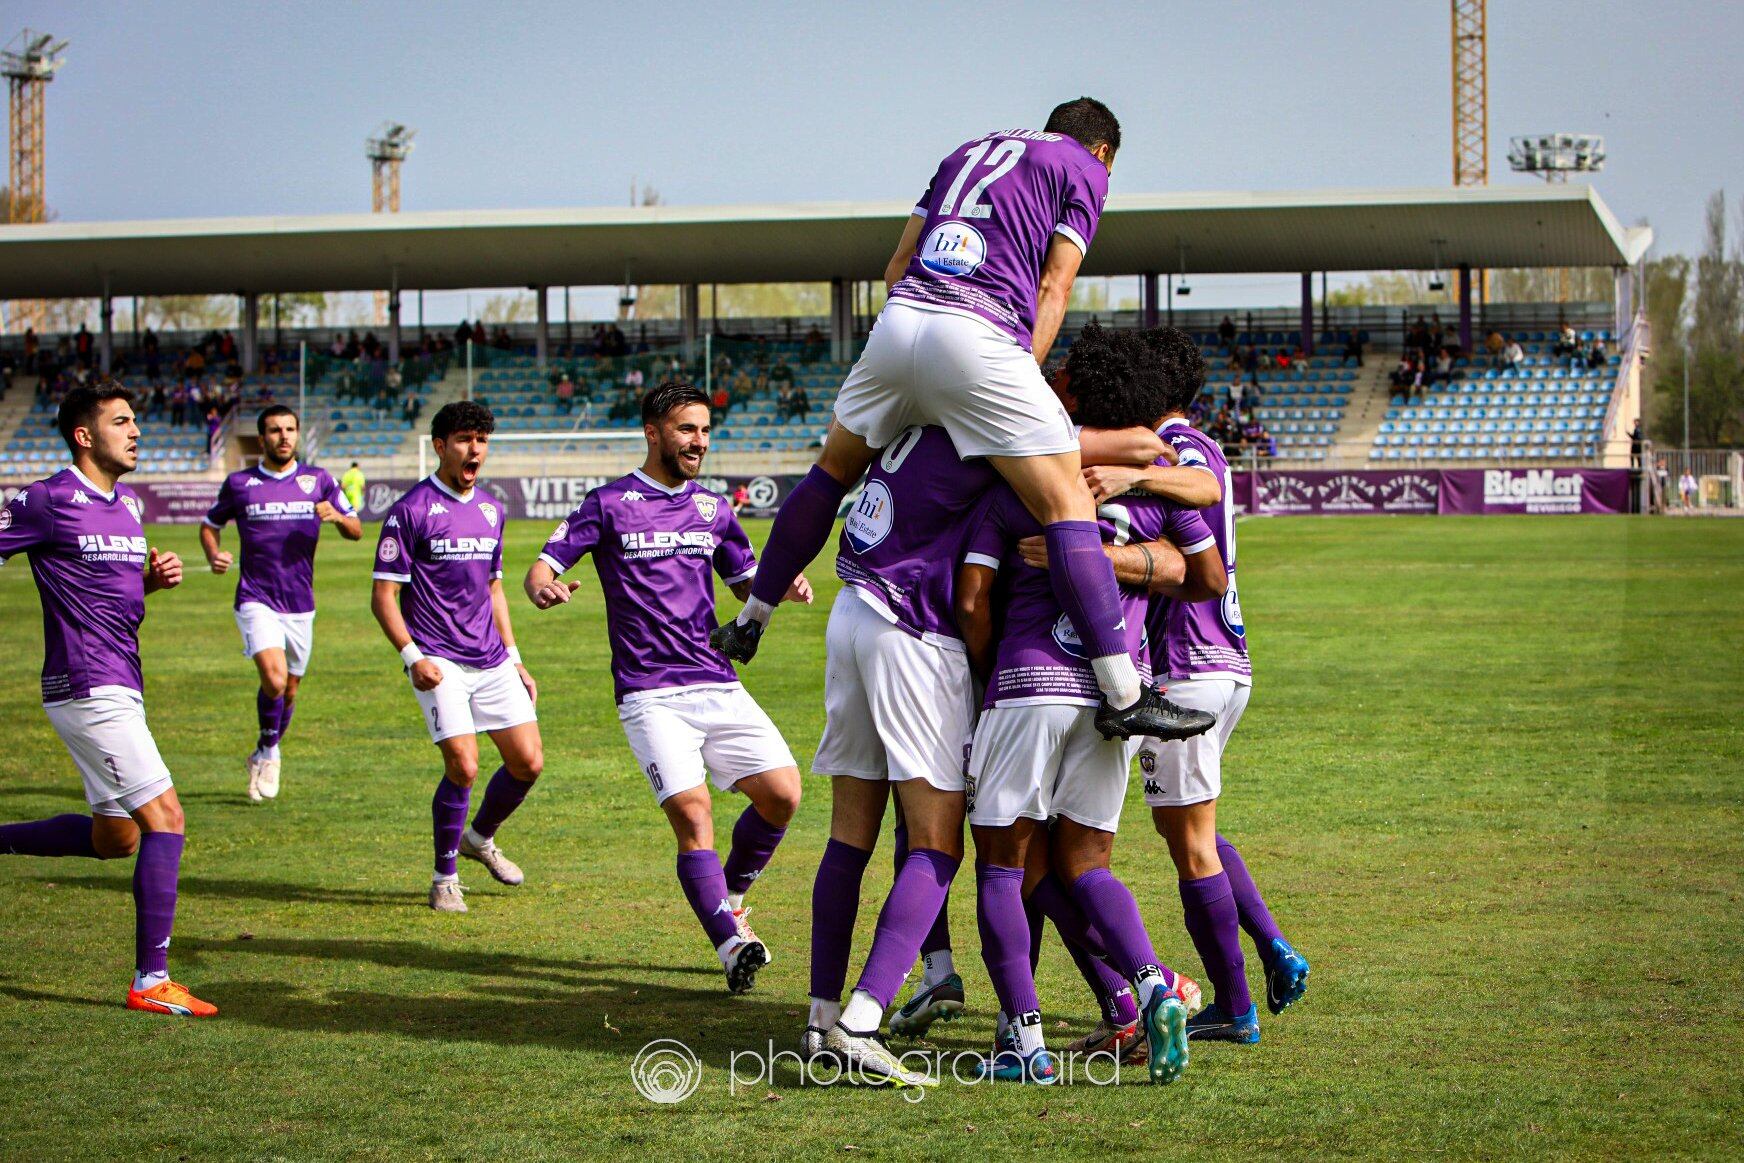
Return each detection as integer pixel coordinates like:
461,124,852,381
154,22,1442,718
799,1025,838,1067
459,833,524,886
1264,938,1311,1015
245,754,265,803
126,979,218,1017
1064,1018,1143,1059
1142,987,1190,1084
974,1046,1059,1085
709,617,764,664
824,1025,936,1088
254,755,281,800
1186,1001,1261,1044
723,938,768,994
1095,684,1216,742
428,880,468,913
1172,972,1204,1017
888,972,966,1038
732,907,770,966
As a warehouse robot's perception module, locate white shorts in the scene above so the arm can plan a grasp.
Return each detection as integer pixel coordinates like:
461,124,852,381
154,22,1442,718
618,684,796,805
44,691,175,818
235,602,316,676
812,589,972,792
833,301,1077,459
1137,680,1250,808
967,703,1137,833
412,657,537,744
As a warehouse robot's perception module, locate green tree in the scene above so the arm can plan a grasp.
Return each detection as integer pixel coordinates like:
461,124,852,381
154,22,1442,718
1650,191,1744,447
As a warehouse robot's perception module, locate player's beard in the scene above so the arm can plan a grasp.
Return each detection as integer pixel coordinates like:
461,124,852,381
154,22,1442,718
662,444,703,481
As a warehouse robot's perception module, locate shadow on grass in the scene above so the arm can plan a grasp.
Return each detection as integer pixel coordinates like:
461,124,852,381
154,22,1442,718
0,784,89,803
44,874,417,908
178,933,716,983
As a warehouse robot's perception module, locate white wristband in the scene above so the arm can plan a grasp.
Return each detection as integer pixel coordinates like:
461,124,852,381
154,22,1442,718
400,643,426,667
506,646,523,666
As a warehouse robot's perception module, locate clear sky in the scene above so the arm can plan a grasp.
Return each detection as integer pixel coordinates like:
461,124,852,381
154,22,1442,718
7,0,1739,316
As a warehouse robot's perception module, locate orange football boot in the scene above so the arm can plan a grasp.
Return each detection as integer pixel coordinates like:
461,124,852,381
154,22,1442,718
126,979,218,1017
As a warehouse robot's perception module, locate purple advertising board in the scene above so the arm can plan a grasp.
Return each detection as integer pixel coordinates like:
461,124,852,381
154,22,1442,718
6,468,1631,524
1234,468,1629,517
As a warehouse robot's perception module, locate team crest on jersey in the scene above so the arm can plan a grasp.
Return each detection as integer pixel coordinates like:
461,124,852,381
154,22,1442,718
297,475,317,495
547,520,569,543
379,538,401,563
122,495,143,524
480,502,499,528
0,507,11,532
1139,750,1157,776
693,494,718,522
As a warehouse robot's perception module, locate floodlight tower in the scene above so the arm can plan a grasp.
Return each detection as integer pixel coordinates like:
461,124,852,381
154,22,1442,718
366,123,414,326
3,29,68,334
1509,134,1607,300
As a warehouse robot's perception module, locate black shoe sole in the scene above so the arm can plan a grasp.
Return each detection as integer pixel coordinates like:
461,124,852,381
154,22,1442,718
1096,709,1216,742
726,941,768,994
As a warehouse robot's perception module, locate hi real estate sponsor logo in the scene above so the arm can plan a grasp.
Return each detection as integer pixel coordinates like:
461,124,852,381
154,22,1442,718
1482,468,1584,513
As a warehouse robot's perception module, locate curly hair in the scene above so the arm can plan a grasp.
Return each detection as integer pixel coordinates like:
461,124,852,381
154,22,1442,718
1141,326,1208,416
1063,322,1170,430
641,378,709,424
430,400,496,441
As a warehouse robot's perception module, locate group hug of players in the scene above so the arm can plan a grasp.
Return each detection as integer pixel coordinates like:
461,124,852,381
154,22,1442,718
0,97,1308,1087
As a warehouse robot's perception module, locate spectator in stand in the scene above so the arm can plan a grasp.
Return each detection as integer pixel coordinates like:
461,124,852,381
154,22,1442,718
1228,378,1246,414
1242,344,1261,386
731,367,753,407
624,365,644,394
1554,322,1578,363
768,354,794,396
713,351,733,384
1274,348,1292,373
402,392,423,428
555,372,576,415
1585,337,1609,371
1430,349,1454,387
205,404,224,454
712,380,731,421
1390,353,1416,393
731,483,749,515
792,385,811,422
1679,470,1699,509
74,323,94,363
1502,337,1526,372
1485,329,1506,368
802,324,826,363
1341,329,1364,367
1218,315,1237,352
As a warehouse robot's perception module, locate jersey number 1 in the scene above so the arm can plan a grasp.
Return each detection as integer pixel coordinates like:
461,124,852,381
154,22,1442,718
937,141,1027,219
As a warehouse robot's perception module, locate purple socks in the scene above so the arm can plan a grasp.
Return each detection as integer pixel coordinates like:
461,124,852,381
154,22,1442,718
1028,874,1139,1025
278,698,297,743
746,465,849,613
256,689,284,750
856,848,959,1008
678,849,742,949
1043,520,1133,663
895,821,952,958
0,813,98,858
810,838,872,1001
722,805,787,896
1180,872,1252,1016
432,777,471,876
133,831,183,977
1217,833,1287,959
469,765,534,840
976,863,1040,1021
1069,867,1165,990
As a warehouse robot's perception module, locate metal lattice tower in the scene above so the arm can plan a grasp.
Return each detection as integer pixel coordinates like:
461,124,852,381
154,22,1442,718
1450,0,1487,187
366,123,414,323
3,30,67,333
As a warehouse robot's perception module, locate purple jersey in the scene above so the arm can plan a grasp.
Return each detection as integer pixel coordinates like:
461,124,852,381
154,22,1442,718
372,476,507,669
0,468,150,703
889,129,1108,350
203,461,353,614
1151,419,1250,684
539,469,757,703
963,484,1214,708
837,424,999,647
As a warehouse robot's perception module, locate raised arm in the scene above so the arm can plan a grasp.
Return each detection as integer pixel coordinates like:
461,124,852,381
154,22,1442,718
1084,462,1223,508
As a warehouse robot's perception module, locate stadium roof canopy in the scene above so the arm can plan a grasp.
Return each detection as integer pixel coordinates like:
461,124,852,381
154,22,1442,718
0,183,1650,300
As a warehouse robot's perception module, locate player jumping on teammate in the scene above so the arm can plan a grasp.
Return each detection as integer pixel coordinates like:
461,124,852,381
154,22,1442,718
0,380,215,1017
201,405,362,801
371,402,545,913
526,381,812,995
711,98,1214,745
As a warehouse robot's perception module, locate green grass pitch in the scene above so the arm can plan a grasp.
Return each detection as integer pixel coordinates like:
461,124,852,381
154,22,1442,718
0,514,1739,1159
